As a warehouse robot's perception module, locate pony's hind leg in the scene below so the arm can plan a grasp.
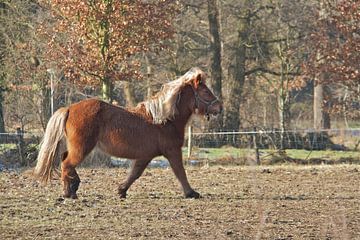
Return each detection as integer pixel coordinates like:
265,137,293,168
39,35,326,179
61,124,98,198
61,144,93,199
118,159,151,198
61,153,81,199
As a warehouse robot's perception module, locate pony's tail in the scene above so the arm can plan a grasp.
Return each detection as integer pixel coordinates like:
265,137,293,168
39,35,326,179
34,107,69,183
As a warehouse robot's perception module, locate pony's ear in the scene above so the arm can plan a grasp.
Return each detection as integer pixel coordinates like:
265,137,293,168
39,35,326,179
194,73,202,89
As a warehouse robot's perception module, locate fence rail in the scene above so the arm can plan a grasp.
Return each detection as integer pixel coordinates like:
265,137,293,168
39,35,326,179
186,127,360,164
1,128,359,167
187,128,360,149
0,129,40,167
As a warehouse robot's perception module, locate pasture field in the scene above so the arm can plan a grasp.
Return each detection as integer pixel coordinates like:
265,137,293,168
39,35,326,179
1,165,360,239
184,148,360,165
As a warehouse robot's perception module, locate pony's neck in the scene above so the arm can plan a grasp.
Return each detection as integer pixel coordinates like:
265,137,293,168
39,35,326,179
168,87,193,138
132,85,194,137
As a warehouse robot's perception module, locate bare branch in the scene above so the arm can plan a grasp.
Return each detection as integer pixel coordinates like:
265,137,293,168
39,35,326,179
245,67,301,76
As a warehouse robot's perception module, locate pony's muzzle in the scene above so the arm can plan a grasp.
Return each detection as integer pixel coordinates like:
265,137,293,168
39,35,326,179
209,101,223,116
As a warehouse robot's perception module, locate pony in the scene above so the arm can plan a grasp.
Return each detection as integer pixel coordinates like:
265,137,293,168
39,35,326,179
34,67,222,199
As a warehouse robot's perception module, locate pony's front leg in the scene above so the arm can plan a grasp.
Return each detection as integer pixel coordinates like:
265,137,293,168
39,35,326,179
118,159,151,198
165,149,200,199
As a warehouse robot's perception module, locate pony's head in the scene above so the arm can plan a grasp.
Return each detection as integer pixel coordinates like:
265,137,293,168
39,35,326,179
186,68,223,118
144,67,222,124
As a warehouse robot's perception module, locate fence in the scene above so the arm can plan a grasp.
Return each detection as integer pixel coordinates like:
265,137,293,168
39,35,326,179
185,127,360,164
187,128,360,149
0,129,40,167
1,128,359,167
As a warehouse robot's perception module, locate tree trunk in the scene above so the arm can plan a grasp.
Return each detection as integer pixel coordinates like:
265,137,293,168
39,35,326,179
41,85,51,130
55,71,66,108
207,0,222,98
123,81,136,108
314,1,331,130
0,91,5,132
278,88,290,149
100,2,112,103
277,53,292,149
207,0,223,129
313,81,330,129
223,13,249,131
102,76,113,103
145,55,153,99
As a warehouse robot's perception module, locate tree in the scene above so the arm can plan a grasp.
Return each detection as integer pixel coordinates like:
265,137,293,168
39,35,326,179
0,78,5,132
262,1,307,144
222,3,251,131
0,0,48,131
303,0,360,123
313,82,331,129
207,0,222,100
207,0,223,129
222,0,276,131
39,0,177,102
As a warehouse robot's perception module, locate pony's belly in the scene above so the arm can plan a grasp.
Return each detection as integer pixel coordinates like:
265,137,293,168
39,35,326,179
97,141,158,160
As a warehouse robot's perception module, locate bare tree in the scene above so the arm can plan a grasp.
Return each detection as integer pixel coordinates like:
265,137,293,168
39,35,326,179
207,0,223,129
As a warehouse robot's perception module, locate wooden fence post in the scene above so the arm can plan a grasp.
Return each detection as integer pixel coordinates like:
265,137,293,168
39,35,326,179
16,127,25,166
253,127,260,165
187,125,192,159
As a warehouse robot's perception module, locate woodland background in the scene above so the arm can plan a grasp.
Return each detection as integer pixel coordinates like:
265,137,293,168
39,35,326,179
0,0,359,134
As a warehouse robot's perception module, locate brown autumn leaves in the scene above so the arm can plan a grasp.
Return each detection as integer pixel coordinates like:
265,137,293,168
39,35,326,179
27,1,360,114
38,0,178,100
302,1,359,116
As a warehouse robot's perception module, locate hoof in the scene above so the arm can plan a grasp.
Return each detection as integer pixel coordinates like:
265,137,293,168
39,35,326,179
70,194,78,199
63,191,78,199
185,190,201,199
118,189,127,199
63,180,80,199
69,179,80,193
63,192,71,198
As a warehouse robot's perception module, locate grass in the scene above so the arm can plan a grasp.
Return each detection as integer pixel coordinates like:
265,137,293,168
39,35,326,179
0,143,17,154
183,146,249,160
282,149,360,160
183,147,360,165
1,143,359,167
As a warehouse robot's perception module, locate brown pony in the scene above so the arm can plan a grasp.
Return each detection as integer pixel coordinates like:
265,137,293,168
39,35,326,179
34,67,222,199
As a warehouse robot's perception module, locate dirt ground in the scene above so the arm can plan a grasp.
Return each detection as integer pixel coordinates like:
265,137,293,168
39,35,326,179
1,165,360,239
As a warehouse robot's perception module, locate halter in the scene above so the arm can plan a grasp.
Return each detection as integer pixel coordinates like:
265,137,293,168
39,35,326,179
191,86,220,116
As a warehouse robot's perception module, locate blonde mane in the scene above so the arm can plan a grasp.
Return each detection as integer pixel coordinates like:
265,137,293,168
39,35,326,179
144,67,205,124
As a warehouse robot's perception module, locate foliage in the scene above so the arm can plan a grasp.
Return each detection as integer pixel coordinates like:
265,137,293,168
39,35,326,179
0,0,49,130
0,0,359,132
39,0,178,101
305,0,359,84
302,0,360,118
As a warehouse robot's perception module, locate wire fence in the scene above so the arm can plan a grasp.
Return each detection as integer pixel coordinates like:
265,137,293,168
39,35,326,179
0,129,41,167
187,128,360,150
185,127,360,165
1,128,359,167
